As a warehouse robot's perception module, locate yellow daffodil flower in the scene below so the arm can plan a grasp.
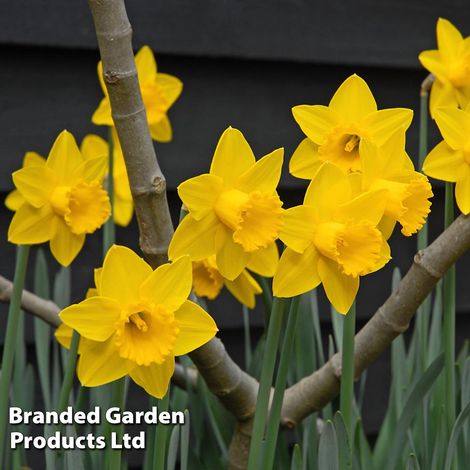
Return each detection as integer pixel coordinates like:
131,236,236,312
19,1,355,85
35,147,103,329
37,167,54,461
81,132,134,227
192,255,262,309
419,18,470,116
169,127,284,281
5,152,46,211
423,105,470,214
92,46,182,142
356,132,433,237
273,163,390,314
59,245,218,398
290,74,413,176
8,130,110,266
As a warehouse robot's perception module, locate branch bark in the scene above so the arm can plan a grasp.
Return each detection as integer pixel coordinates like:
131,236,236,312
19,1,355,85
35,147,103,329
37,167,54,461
87,0,258,423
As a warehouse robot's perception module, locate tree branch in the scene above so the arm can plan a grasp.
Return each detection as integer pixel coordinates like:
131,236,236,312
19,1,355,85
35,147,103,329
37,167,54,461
88,0,173,267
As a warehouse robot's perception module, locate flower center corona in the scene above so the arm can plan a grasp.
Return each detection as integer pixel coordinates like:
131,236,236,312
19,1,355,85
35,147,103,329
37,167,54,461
318,127,364,172
115,304,180,366
313,221,382,276
214,189,283,252
49,181,110,235
371,178,432,236
192,256,224,299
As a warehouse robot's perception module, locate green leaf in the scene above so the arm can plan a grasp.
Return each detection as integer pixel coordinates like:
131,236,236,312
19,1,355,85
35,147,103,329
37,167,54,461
33,248,52,410
386,354,445,470
333,412,351,470
167,425,180,470
444,399,470,470
318,420,339,470
406,453,420,470
302,414,318,470
180,410,190,470
290,443,302,470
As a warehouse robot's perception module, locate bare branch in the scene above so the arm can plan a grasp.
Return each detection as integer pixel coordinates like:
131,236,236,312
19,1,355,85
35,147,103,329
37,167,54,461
88,0,173,267
0,276,60,327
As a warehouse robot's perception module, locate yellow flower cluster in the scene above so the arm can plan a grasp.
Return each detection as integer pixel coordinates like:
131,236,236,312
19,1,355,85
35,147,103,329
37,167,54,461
170,75,432,313
419,18,470,117
420,19,470,216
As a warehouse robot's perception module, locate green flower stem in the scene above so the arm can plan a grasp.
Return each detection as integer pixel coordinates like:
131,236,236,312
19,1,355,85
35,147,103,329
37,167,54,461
247,297,286,470
254,274,273,324
103,126,115,253
153,392,170,470
57,331,80,412
339,301,356,444
263,296,301,470
242,306,252,370
0,245,30,466
443,182,456,432
416,88,431,369
107,378,126,470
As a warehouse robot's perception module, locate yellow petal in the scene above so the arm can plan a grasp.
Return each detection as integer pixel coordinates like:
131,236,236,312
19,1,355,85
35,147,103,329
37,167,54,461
423,141,464,182
236,148,284,194
317,257,359,314
135,45,157,83
5,190,24,212
273,245,321,298
215,224,249,280
149,116,173,142
94,267,103,294
429,80,459,118
46,130,85,184
173,300,218,355
292,105,338,144
140,256,192,311
177,174,223,220
335,189,387,226
155,73,183,107
12,166,55,208
418,50,447,82
377,215,397,240
370,237,392,273
362,108,413,146
329,74,377,121
455,166,470,214
100,245,153,305
96,61,107,96
225,271,262,308
434,107,470,150
289,138,322,180
8,204,56,244
209,127,256,185
59,296,121,341
113,196,134,227
91,98,113,126
280,205,317,253
49,218,85,267
54,323,74,350
23,152,46,167
75,155,108,183
304,162,351,218
130,356,174,399
437,18,463,61
169,212,219,261
81,134,107,160
77,337,135,387
246,242,279,277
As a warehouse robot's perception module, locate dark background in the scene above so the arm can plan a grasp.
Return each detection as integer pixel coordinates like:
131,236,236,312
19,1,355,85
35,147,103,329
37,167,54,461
1,0,469,454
